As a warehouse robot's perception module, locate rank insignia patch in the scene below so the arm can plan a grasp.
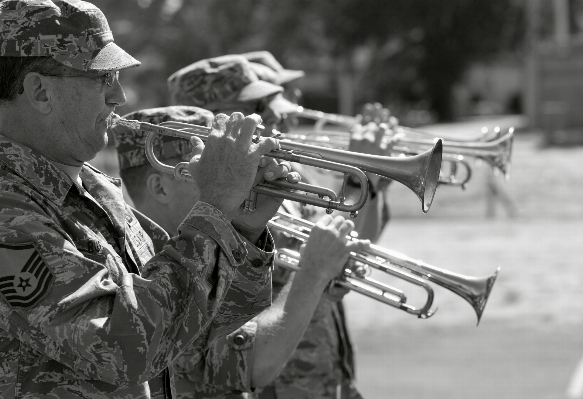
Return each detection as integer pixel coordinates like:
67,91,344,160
0,243,54,309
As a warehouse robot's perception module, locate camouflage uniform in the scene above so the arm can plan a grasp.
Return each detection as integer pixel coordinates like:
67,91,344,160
112,106,268,399
166,58,367,399
0,135,273,398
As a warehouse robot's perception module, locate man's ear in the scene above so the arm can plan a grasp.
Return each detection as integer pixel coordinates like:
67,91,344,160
146,173,171,204
22,73,53,114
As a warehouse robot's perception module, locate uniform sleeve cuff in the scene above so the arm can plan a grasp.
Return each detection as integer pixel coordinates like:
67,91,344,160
180,201,249,267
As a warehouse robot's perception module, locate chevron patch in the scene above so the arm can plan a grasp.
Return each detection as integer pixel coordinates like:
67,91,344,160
0,243,53,309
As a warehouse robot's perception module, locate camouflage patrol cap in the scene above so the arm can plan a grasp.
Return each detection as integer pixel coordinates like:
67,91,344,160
0,0,140,71
167,55,284,112
111,106,213,171
242,51,304,85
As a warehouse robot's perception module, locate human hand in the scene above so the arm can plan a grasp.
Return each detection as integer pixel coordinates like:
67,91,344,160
191,113,280,217
229,158,301,244
350,102,399,155
298,215,370,287
356,102,391,125
350,103,399,185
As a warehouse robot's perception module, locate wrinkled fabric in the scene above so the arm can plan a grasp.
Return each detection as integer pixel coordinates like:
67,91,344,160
171,200,364,399
0,136,271,398
133,208,274,399
164,230,274,399
173,321,258,399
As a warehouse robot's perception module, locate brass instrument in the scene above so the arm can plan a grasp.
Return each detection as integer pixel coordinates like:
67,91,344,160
121,118,443,214
270,211,499,325
392,129,514,181
294,106,497,142
283,127,514,182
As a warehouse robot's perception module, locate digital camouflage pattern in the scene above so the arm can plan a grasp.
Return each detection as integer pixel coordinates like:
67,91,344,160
111,105,214,170
0,135,272,398
0,0,140,71
170,230,273,399
168,56,282,112
172,317,258,398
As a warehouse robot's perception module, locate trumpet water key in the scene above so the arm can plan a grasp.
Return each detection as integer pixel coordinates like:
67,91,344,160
269,211,499,325
112,116,443,214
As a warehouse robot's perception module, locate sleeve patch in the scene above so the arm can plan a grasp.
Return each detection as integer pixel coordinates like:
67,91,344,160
0,243,54,309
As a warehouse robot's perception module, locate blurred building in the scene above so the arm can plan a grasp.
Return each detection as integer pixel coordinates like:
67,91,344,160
525,0,583,145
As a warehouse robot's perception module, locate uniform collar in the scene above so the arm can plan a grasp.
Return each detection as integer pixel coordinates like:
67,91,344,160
0,136,78,206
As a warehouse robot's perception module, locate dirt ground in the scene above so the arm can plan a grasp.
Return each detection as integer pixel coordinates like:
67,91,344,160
339,123,583,399
344,218,583,399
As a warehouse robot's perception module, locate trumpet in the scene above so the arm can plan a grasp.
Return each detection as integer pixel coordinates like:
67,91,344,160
284,126,514,182
269,211,499,325
114,117,444,214
392,129,514,181
294,106,500,142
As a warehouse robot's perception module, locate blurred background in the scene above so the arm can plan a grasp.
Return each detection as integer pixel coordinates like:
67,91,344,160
89,1,583,398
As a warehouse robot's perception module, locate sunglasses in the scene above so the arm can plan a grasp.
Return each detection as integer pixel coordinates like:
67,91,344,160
39,70,119,87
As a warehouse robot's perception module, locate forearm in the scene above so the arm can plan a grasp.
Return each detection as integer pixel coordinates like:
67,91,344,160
250,268,330,387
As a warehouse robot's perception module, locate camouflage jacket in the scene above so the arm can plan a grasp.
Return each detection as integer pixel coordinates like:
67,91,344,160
172,320,259,399
0,137,272,399
170,201,364,399
137,210,272,399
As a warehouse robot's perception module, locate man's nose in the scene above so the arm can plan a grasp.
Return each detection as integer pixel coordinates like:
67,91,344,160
106,78,127,107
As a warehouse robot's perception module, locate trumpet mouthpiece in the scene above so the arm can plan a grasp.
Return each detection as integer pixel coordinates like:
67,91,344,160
108,113,141,130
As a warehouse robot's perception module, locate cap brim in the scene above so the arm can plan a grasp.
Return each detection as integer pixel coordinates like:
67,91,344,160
237,80,283,102
87,42,141,72
269,95,299,114
276,69,305,85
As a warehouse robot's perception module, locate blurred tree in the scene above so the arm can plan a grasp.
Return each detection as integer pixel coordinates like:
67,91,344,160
261,0,526,120
92,0,525,121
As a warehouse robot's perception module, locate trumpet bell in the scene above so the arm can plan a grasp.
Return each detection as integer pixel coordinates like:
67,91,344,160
280,139,443,213
467,268,499,325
